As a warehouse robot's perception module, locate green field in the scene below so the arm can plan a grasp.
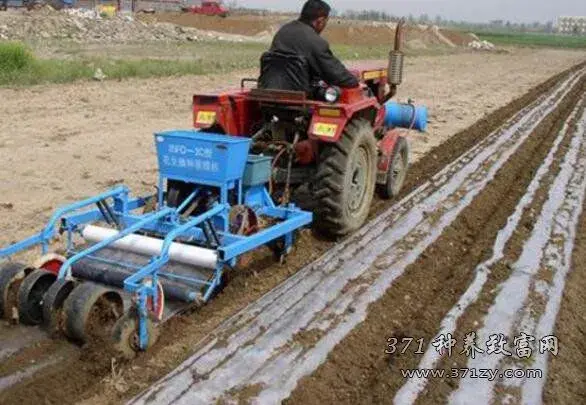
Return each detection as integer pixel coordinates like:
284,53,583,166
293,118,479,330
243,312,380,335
476,32,586,49
0,40,405,87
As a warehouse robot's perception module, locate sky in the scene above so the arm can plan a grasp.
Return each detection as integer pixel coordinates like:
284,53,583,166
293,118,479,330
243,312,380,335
238,0,585,23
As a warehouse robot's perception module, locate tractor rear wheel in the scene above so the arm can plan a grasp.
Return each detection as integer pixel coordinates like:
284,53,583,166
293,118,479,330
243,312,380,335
314,118,377,237
379,136,409,199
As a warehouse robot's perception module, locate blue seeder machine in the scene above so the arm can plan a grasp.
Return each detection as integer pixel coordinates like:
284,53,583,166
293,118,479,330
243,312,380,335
0,130,312,355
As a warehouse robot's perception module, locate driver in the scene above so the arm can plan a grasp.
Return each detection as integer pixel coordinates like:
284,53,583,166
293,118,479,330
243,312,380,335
259,0,359,93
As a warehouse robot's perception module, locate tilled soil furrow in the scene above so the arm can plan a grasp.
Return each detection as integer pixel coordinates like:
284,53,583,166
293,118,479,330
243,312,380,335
394,92,586,405
543,147,586,405
449,103,586,405
1,63,584,405
283,74,585,405
417,84,586,405
126,71,585,405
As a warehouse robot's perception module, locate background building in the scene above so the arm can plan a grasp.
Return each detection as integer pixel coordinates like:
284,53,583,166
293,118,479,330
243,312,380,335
557,16,586,35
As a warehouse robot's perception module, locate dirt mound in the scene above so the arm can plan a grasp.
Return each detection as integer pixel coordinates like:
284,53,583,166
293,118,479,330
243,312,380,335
153,12,475,49
0,8,480,49
0,8,265,43
151,12,282,36
323,21,396,46
440,28,478,46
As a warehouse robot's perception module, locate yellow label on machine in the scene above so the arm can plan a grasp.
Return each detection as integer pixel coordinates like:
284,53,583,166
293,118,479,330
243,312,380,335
196,111,217,125
319,108,342,118
363,69,386,81
313,123,338,138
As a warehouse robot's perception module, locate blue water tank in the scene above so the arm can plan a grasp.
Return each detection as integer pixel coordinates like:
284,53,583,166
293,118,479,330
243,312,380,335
384,101,428,132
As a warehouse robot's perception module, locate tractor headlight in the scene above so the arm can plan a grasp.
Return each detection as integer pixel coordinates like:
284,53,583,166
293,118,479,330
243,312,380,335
324,86,341,103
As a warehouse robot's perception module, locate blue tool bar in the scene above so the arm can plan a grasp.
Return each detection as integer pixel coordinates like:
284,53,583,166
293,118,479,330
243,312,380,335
123,203,226,292
203,268,224,302
67,210,245,247
57,207,175,279
121,214,207,241
61,196,149,229
218,209,312,261
0,186,129,258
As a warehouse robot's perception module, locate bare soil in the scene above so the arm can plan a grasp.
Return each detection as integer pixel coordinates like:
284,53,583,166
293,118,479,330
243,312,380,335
0,50,584,405
149,13,281,37
285,70,585,405
543,178,586,404
1,49,583,252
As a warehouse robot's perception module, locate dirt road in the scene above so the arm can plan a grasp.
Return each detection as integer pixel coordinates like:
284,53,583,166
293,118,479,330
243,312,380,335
0,49,585,405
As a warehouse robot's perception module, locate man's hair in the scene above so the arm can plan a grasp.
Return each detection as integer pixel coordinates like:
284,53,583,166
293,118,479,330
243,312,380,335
299,0,331,23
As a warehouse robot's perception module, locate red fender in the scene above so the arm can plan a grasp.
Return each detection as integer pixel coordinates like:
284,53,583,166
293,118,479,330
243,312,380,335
33,254,66,276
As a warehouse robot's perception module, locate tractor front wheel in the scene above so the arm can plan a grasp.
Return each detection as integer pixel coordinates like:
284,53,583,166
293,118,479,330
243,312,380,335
314,119,377,237
379,136,409,199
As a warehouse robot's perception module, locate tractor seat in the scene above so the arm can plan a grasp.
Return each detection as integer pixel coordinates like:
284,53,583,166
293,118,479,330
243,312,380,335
258,51,311,94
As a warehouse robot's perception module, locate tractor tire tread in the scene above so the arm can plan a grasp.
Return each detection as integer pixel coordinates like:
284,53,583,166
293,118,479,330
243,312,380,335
379,136,409,199
314,118,377,237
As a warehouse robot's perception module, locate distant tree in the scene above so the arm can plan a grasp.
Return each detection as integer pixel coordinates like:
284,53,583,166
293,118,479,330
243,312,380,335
434,15,443,26
418,13,429,24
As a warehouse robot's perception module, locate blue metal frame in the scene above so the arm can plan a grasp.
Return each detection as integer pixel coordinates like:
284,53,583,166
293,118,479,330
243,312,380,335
0,186,132,258
0,131,313,351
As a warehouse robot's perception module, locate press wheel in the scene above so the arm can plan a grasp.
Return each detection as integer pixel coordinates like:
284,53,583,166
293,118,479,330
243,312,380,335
17,269,57,325
112,310,159,359
0,262,34,321
42,278,77,336
63,282,124,343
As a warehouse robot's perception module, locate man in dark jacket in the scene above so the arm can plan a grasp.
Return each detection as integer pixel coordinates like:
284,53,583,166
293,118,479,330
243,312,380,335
259,0,359,94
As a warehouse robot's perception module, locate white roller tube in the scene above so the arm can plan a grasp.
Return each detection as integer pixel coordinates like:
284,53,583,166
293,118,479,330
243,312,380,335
81,225,218,269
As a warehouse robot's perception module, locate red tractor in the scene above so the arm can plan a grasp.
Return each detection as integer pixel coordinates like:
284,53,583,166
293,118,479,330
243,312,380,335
187,22,427,237
181,0,229,17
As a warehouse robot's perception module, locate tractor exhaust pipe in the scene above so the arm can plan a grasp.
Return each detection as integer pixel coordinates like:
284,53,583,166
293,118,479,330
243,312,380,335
385,19,405,102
